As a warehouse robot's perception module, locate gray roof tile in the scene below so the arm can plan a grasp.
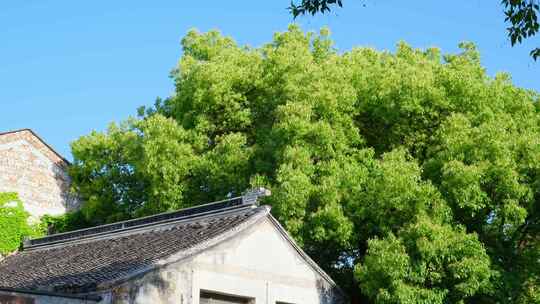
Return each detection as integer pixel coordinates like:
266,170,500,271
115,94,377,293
0,203,269,294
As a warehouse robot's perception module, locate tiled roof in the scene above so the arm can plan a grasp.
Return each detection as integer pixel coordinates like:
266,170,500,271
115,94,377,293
0,194,270,294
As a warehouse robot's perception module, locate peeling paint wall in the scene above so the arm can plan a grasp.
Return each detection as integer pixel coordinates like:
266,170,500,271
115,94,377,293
109,264,193,304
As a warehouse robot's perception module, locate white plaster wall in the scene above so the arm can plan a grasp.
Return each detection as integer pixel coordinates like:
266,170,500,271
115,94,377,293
107,217,343,304
190,218,336,304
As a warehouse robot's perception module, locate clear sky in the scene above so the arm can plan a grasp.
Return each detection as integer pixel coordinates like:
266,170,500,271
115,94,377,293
1,1,538,160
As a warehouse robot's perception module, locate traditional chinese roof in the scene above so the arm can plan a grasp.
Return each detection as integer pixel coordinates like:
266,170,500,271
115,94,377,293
0,188,340,298
0,189,271,294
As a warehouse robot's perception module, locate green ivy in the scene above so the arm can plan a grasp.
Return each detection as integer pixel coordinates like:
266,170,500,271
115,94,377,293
0,192,40,255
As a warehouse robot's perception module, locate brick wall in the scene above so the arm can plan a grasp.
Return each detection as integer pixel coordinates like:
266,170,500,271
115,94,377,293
0,129,79,218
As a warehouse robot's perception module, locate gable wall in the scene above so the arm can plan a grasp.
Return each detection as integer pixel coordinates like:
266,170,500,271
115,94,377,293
0,130,79,218
107,217,344,304
191,218,338,304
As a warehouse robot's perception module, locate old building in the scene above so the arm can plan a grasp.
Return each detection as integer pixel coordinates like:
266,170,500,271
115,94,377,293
0,189,345,304
0,129,79,218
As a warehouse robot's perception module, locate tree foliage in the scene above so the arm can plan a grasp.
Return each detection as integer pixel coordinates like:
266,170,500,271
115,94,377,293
503,0,540,59
289,0,343,18
0,193,39,255
357,218,491,304
290,0,540,60
69,26,539,303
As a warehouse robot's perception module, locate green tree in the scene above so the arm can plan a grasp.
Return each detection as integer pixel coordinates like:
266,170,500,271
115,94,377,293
0,193,37,255
356,218,491,304
69,26,539,302
289,0,540,60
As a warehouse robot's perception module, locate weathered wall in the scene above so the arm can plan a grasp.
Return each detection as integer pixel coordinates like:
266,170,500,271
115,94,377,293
108,218,344,304
107,262,193,304
0,290,91,304
0,130,79,218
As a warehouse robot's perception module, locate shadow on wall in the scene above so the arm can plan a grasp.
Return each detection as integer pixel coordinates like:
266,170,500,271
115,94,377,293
317,279,346,304
52,160,80,214
111,269,176,304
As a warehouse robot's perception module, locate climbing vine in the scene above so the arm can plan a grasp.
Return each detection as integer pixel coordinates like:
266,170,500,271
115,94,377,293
0,192,42,255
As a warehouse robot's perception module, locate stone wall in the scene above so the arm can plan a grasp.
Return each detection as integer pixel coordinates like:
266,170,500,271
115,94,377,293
0,129,79,218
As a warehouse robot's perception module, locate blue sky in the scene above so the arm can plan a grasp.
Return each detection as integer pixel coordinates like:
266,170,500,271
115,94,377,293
1,1,538,160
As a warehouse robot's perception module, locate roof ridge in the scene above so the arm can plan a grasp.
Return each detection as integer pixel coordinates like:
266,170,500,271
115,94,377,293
24,188,272,251
97,205,272,291
0,204,272,293
24,198,245,250
26,205,261,252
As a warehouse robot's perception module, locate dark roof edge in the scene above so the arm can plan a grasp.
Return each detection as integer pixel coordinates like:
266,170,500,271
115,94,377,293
0,128,34,136
25,197,246,250
0,128,71,165
267,215,345,296
25,188,272,251
27,204,257,251
96,206,272,291
0,287,102,302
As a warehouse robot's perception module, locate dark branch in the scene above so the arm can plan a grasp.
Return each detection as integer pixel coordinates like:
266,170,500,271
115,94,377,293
289,0,540,60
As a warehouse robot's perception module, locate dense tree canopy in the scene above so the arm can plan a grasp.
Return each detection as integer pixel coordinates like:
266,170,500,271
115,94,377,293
68,26,539,303
290,0,540,60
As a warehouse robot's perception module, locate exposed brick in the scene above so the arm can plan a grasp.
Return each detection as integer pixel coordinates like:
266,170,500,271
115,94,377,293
0,129,79,218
